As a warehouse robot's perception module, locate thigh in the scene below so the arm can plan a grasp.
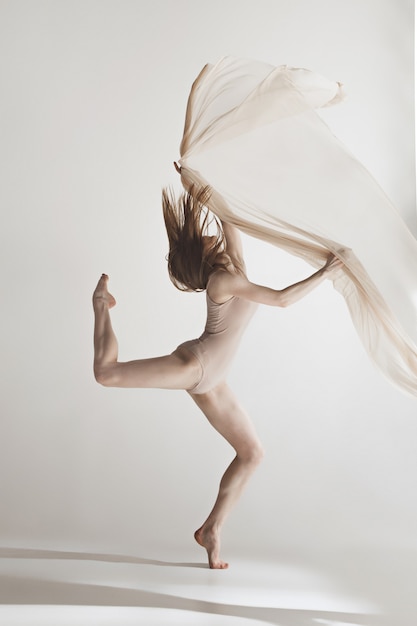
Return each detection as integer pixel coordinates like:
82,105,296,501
107,348,201,390
188,382,263,456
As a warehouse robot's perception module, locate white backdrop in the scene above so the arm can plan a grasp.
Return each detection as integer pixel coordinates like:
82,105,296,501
0,0,416,572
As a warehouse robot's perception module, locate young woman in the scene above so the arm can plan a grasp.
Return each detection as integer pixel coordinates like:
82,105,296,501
92,185,342,569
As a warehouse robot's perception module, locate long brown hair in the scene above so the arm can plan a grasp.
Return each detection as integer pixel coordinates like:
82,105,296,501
162,185,230,292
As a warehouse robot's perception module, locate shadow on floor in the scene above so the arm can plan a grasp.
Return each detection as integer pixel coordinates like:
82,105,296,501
0,547,386,626
0,573,381,626
0,546,207,569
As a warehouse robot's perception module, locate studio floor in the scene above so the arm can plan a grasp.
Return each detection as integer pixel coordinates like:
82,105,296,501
0,543,416,626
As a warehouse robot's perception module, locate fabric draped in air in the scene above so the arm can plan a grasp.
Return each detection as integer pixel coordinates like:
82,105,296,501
178,57,417,397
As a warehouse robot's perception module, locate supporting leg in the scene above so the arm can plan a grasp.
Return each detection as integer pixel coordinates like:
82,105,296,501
189,383,264,569
92,275,201,390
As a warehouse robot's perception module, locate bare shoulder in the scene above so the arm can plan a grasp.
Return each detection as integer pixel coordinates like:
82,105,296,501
207,269,248,304
208,269,286,307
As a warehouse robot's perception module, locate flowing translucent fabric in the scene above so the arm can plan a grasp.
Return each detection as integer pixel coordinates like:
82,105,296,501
178,57,417,397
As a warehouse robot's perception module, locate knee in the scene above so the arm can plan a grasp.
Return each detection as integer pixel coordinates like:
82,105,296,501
241,442,265,467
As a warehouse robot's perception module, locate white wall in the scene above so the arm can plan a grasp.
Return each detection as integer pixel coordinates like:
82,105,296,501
0,0,416,561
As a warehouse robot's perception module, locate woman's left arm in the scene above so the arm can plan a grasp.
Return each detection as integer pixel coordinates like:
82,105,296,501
222,254,343,306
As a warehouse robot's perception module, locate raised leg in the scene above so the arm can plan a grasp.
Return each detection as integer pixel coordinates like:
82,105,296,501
92,275,201,390
189,383,264,569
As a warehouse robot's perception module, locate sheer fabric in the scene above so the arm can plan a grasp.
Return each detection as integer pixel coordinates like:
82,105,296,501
178,57,417,397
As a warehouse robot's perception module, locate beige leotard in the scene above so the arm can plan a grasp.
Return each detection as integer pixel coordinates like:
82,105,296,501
179,293,258,394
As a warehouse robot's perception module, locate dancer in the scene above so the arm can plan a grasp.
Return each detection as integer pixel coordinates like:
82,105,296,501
93,55,417,568
93,185,342,569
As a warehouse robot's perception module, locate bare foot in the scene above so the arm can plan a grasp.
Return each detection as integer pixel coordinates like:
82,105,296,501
194,526,229,569
93,274,116,309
